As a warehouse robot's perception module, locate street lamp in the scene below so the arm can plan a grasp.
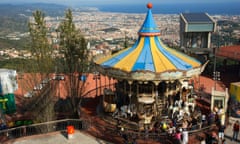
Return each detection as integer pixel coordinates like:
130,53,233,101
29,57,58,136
213,71,220,90
212,25,221,90
212,46,220,90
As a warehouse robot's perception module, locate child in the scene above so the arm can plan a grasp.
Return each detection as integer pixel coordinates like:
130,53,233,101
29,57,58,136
174,129,182,144
218,125,225,140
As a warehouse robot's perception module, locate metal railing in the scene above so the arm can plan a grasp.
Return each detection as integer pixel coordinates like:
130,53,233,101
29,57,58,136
79,85,214,143
0,119,90,142
81,83,116,98
0,83,112,142
1,83,214,143
96,115,214,144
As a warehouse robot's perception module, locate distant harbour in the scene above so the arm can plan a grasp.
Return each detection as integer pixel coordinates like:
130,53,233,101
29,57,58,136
97,3,240,15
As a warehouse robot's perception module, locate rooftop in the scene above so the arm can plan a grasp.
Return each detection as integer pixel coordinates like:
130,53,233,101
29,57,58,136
217,45,240,61
96,3,202,81
181,13,214,23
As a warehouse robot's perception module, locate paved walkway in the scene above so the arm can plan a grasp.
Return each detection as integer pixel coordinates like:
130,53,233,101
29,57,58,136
4,124,239,144
11,131,112,144
224,117,240,144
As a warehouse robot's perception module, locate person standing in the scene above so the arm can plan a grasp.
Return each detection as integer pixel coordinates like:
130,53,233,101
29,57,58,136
232,120,240,141
218,124,225,141
212,131,219,144
174,129,182,144
199,136,206,144
221,138,226,144
182,128,189,144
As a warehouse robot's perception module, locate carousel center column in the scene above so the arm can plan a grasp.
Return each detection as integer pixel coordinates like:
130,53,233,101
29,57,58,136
153,81,160,117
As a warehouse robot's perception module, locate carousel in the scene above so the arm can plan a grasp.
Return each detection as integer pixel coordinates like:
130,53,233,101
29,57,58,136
94,3,206,131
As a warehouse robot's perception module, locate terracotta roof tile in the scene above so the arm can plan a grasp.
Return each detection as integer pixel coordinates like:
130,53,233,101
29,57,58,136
217,45,240,61
193,76,226,94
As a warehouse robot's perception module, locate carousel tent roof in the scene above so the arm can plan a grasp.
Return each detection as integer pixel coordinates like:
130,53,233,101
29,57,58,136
95,3,203,81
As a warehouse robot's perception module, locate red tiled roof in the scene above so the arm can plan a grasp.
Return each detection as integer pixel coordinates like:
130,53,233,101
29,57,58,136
192,76,226,94
217,45,240,61
15,74,227,99
14,73,116,99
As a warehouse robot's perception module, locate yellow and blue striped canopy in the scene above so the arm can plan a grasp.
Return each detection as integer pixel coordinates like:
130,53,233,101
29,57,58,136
95,4,202,79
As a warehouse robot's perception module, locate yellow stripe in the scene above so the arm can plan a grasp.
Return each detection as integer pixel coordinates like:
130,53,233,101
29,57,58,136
151,37,176,72
114,37,145,72
159,40,201,67
96,46,130,64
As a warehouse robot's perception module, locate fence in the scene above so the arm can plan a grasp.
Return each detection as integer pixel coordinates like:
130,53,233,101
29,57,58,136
0,115,213,144
95,115,213,144
0,83,214,143
0,119,90,141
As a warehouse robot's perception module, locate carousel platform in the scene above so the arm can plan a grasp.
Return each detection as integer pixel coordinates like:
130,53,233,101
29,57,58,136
80,96,217,144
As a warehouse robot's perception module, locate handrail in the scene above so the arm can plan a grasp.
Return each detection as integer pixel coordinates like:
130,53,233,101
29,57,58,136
94,119,207,144
1,83,214,143
79,84,213,142
100,114,213,143
0,112,213,143
81,83,116,98
0,119,91,142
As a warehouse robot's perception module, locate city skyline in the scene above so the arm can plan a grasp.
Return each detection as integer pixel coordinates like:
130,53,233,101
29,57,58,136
0,0,239,6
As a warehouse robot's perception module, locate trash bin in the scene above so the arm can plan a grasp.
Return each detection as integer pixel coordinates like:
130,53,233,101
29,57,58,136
67,125,74,139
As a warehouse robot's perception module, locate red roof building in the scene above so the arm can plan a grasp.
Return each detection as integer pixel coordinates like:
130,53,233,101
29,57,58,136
217,45,240,61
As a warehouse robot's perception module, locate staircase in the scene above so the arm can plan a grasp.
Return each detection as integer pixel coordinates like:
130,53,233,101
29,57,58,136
23,82,53,112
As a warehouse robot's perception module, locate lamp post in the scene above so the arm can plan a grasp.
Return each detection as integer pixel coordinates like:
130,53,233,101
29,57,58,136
212,46,220,90
212,25,221,90
213,71,220,90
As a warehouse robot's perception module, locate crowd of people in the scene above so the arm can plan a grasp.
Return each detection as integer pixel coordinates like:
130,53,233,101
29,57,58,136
143,102,237,144
110,85,240,144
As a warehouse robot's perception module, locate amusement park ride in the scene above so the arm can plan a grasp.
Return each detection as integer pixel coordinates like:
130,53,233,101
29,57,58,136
0,69,17,129
95,3,209,131
0,69,17,115
0,4,236,143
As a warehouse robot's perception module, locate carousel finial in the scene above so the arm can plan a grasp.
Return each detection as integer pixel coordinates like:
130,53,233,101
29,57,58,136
147,2,153,9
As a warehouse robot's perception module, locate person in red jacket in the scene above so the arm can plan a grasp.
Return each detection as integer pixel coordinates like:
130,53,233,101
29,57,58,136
232,120,240,141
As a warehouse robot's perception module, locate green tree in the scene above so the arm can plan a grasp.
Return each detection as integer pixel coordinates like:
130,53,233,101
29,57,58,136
26,10,56,129
58,9,89,117
28,10,54,74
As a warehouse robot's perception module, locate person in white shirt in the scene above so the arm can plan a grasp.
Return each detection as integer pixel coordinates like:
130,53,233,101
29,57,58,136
182,129,188,144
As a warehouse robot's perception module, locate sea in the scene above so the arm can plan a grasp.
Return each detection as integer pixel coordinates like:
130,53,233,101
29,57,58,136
96,3,240,15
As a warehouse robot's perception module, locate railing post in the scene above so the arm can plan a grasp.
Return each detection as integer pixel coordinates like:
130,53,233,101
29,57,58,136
22,126,26,137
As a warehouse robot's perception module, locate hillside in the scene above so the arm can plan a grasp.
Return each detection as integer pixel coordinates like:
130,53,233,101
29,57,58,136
0,3,67,49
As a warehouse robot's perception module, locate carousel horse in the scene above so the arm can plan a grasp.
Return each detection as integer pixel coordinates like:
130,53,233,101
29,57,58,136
172,106,179,119
177,109,185,121
116,104,136,118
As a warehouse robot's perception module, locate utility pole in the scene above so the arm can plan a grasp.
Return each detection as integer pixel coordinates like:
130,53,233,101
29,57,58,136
213,25,221,90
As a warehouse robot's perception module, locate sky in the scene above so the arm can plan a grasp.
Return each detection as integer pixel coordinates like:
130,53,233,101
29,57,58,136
0,0,239,6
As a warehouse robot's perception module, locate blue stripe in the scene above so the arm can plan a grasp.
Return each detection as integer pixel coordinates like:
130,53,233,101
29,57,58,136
132,37,155,71
139,9,160,33
101,38,140,67
154,37,192,70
